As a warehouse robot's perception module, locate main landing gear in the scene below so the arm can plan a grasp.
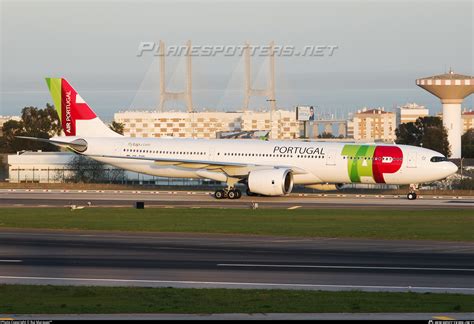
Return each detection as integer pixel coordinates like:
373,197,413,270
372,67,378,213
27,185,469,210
214,187,242,199
407,184,418,200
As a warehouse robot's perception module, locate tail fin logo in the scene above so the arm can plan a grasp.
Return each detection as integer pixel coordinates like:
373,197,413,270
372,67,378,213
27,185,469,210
64,90,72,134
46,78,97,136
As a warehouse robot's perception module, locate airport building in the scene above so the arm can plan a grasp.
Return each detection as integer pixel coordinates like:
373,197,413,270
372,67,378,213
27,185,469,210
396,103,429,125
351,107,396,142
114,110,300,140
6,151,210,185
8,151,76,183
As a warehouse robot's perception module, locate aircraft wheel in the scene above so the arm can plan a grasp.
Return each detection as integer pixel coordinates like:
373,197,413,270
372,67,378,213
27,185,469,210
234,189,242,199
228,190,237,199
407,192,417,200
214,190,225,199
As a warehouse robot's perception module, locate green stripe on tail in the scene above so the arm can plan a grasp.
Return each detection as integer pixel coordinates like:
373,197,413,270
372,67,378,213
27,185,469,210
45,78,62,122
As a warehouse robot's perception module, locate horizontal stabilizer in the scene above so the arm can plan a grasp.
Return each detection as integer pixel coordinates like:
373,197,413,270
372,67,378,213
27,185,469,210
16,136,88,153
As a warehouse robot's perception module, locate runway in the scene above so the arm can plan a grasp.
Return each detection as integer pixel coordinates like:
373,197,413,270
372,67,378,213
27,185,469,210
0,229,473,294
0,189,473,209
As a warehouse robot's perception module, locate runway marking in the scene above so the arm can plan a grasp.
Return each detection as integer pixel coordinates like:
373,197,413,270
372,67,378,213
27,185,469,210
270,239,315,243
433,316,455,320
217,263,474,272
0,275,472,293
0,260,22,263
288,206,301,210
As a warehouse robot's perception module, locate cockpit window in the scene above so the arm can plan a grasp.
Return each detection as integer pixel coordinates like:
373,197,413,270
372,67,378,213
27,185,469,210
430,156,448,162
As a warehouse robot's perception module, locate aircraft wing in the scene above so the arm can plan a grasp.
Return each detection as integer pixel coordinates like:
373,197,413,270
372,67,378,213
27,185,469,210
89,154,309,177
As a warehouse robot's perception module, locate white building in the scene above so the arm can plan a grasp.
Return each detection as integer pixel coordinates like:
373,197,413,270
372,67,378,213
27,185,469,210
462,109,474,133
8,151,76,183
6,151,212,185
241,110,299,140
114,110,300,140
396,103,429,125
346,120,354,139
352,107,396,142
437,109,474,134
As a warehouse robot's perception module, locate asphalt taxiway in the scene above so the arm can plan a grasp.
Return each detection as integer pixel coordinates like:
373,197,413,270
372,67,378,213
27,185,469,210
0,229,473,294
2,313,473,320
0,189,473,209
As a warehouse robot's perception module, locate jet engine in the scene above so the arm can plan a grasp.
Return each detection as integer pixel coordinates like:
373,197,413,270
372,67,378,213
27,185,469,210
247,168,294,196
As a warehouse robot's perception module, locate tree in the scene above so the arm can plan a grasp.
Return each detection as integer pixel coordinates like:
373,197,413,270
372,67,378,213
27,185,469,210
65,155,126,183
109,121,124,135
0,104,62,153
0,154,7,181
0,119,25,153
461,129,474,158
318,132,335,139
394,122,421,146
453,169,474,190
21,104,62,136
66,155,106,183
395,116,451,157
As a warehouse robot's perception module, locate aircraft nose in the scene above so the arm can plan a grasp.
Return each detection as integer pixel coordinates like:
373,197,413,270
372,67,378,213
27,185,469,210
446,161,458,176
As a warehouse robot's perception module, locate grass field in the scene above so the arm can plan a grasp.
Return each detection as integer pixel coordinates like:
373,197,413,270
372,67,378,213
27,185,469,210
0,207,472,241
0,285,473,314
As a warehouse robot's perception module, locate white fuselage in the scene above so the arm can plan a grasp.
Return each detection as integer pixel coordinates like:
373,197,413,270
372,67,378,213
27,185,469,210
74,137,457,186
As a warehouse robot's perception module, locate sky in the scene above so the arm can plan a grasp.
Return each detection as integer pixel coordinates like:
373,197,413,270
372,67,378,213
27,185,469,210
1,0,473,121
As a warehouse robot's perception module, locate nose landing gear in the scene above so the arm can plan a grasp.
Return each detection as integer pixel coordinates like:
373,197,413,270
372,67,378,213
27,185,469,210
407,184,418,200
407,192,417,200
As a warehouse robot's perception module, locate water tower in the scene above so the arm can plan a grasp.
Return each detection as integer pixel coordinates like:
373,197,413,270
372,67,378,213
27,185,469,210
416,70,474,158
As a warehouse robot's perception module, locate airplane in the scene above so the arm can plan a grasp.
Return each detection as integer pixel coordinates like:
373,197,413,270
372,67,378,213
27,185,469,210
20,78,458,200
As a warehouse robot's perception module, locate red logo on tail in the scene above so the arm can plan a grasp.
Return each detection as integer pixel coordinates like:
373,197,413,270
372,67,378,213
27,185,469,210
60,79,96,136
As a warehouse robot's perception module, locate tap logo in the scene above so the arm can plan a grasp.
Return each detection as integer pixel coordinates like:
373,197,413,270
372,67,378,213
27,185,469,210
46,78,97,136
342,145,403,183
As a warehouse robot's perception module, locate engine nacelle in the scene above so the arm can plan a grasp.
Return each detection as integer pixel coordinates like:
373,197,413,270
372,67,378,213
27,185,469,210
248,168,294,196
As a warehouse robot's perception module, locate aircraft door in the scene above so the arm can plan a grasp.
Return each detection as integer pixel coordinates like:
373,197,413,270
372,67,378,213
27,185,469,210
209,147,215,160
326,149,337,166
407,151,417,168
